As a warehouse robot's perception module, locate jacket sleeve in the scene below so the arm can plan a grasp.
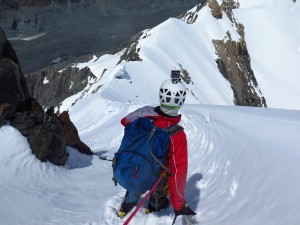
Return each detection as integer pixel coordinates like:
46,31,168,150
168,131,188,211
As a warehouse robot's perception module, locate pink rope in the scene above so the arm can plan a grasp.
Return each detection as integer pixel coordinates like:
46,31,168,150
123,172,166,225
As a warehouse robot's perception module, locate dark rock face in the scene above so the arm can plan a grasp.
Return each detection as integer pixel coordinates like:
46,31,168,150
214,38,267,107
0,26,91,166
0,49,17,122
11,99,69,166
0,26,29,114
208,0,223,19
59,111,93,155
117,32,143,65
181,0,210,24
0,58,27,108
0,103,15,122
213,0,266,107
26,66,96,110
0,28,6,50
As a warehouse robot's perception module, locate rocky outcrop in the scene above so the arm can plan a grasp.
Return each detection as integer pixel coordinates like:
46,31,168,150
59,111,93,155
0,26,91,166
11,99,69,165
181,0,267,107
178,63,192,85
0,57,27,108
214,36,266,107
180,0,222,24
0,27,29,116
26,66,97,110
0,28,6,49
213,0,266,107
208,0,223,19
0,103,15,122
117,32,143,65
180,3,204,24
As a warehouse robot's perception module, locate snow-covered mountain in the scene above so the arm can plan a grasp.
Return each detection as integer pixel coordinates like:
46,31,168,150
1,0,300,225
28,0,300,112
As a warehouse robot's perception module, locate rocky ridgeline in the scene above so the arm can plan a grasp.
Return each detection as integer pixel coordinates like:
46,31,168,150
181,0,267,107
0,27,92,166
26,66,97,111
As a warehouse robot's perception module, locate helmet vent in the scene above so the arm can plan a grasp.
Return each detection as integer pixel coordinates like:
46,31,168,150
159,78,187,108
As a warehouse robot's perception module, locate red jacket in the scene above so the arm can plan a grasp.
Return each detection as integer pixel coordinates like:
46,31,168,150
121,106,187,211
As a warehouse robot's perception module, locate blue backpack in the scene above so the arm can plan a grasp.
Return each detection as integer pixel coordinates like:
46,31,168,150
113,117,183,193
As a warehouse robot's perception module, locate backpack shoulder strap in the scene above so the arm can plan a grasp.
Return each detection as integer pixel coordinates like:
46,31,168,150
164,124,184,136
150,124,183,174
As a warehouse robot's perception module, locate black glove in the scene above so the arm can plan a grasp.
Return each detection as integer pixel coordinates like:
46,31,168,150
175,203,196,216
172,203,196,225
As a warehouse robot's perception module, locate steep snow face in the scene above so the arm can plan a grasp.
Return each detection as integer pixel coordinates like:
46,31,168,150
1,103,300,225
234,0,300,109
136,15,236,105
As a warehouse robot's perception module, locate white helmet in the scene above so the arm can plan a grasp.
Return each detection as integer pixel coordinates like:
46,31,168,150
159,78,187,108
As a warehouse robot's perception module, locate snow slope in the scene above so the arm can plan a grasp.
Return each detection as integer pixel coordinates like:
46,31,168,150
1,101,300,225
